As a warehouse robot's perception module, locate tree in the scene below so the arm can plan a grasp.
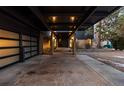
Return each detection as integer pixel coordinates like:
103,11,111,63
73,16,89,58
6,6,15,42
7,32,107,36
84,7,124,50
111,8,124,50
94,8,120,48
95,9,119,40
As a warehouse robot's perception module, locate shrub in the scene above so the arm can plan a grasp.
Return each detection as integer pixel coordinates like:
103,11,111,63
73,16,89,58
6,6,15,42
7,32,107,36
111,36,124,50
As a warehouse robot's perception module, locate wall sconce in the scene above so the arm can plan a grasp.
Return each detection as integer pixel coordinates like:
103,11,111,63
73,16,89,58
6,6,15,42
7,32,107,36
52,36,55,40
71,36,74,40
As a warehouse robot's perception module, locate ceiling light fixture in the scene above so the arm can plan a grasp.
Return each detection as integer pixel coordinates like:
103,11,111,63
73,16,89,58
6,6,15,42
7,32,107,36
70,16,75,22
52,16,57,22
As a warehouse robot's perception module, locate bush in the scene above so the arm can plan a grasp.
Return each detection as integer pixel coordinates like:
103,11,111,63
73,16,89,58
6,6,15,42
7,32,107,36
111,36,124,50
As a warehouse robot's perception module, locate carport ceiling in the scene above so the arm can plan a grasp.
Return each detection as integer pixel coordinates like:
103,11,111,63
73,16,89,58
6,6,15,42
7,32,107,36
0,6,121,32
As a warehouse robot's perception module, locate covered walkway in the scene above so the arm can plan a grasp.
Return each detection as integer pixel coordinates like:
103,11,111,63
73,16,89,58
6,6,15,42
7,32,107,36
0,6,123,86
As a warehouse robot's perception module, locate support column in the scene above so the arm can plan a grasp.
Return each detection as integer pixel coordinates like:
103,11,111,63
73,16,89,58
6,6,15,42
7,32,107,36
56,37,58,49
39,32,43,55
50,31,54,55
73,33,76,55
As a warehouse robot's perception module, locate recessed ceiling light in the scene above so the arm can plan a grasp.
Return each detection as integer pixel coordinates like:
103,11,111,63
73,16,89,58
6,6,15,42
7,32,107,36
52,16,57,22
70,16,75,22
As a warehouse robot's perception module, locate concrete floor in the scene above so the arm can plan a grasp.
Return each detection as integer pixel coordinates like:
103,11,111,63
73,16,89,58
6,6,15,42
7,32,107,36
78,50,124,72
0,48,124,86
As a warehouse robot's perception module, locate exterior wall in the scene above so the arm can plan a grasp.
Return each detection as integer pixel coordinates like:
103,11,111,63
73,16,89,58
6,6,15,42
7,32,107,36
43,38,51,54
40,32,57,55
76,39,92,49
76,40,86,48
69,33,76,55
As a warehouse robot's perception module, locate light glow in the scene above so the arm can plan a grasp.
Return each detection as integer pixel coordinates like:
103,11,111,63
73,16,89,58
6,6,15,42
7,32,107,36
70,16,75,22
52,16,57,22
52,36,55,40
69,39,73,48
71,36,74,40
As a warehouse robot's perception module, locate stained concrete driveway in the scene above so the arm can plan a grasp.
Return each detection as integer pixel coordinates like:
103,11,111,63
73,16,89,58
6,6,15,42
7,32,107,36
0,48,124,86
